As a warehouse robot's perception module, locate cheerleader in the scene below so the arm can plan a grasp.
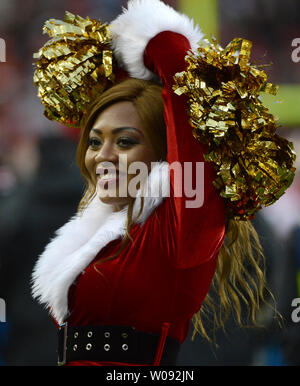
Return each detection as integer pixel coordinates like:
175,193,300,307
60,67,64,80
31,0,295,366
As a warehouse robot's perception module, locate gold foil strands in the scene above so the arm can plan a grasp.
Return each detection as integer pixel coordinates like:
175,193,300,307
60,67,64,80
33,11,116,128
173,37,296,220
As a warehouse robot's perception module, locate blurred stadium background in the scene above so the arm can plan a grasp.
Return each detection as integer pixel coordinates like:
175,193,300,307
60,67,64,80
0,0,299,366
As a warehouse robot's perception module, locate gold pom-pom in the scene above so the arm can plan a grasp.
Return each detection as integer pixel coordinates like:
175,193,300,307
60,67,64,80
173,37,296,220
33,11,115,128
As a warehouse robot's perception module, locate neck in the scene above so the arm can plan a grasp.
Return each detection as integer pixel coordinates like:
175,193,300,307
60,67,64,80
113,203,128,212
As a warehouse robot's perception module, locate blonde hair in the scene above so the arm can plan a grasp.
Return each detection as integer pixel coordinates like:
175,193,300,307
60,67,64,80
76,78,276,341
191,219,277,343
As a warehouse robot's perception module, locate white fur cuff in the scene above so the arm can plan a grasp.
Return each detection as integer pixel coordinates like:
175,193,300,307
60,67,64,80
110,0,204,80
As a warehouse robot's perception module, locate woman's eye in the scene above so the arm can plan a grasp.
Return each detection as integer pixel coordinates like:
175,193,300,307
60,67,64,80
87,137,138,149
88,138,102,148
117,137,138,148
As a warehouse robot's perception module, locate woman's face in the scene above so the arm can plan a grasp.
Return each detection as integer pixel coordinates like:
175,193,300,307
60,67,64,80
85,101,158,211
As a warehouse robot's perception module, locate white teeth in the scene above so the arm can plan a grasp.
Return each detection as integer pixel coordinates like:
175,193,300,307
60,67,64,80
98,173,117,180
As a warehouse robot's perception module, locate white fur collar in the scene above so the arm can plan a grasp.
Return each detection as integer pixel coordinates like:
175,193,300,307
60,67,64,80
110,0,204,80
31,161,169,325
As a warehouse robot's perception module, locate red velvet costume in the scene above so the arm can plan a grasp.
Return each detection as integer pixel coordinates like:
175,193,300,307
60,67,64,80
32,2,226,366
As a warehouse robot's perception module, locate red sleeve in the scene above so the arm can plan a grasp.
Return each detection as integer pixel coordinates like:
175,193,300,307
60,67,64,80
144,31,226,269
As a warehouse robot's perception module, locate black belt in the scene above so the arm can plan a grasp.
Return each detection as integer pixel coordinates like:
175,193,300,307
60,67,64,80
58,323,181,366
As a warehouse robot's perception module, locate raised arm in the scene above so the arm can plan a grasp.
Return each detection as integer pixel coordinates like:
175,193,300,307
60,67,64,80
111,0,226,268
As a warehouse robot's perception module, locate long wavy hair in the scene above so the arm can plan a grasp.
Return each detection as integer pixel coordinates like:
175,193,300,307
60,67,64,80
76,78,276,341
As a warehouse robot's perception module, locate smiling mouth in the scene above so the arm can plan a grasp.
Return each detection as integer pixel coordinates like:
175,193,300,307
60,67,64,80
96,177,117,194
98,173,119,181
96,168,126,189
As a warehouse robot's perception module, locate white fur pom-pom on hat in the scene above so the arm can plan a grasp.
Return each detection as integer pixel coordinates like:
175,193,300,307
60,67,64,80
110,0,204,80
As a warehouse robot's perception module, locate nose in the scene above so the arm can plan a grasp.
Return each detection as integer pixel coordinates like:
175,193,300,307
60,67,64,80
94,140,118,164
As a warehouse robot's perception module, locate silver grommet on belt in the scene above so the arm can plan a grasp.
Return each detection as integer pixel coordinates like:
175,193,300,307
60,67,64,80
74,332,78,339
104,344,110,351
87,331,93,338
122,343,129,351
104,332,110,338
86,343,92,351
121,333,128,339
73,344,77,351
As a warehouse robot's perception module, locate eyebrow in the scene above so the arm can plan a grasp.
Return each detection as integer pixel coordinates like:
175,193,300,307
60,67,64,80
91,127,144,136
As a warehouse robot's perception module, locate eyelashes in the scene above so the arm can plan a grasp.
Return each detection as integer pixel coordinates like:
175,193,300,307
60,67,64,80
87,137,101,148
87,136,139,149
118,137,139,148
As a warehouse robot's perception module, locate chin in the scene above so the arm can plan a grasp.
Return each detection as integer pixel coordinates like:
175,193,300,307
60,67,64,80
98,195,131,210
